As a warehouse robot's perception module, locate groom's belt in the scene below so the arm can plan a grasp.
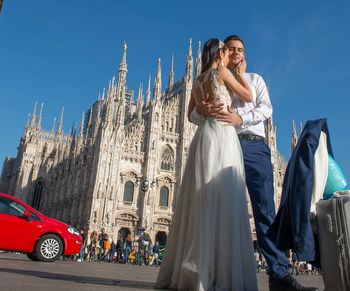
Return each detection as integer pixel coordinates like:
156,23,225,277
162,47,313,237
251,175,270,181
238,134,265,141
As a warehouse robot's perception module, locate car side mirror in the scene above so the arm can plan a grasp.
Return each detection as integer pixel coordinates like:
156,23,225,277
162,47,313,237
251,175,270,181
23,211,31,221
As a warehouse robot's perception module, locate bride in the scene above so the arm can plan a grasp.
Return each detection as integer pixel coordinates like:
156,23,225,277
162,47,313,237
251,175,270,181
155,39,258,291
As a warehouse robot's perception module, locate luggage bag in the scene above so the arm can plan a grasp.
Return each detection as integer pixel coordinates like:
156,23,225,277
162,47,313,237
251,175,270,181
316,191,350,291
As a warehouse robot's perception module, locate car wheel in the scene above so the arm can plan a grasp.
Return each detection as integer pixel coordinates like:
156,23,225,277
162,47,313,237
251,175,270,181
35,234,63,262
26,253,39,261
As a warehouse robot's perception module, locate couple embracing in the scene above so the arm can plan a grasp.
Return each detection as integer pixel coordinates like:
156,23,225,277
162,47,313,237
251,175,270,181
155,35,318,291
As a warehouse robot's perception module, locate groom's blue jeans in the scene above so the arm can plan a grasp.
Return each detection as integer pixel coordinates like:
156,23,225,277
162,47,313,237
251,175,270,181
240,139,289,280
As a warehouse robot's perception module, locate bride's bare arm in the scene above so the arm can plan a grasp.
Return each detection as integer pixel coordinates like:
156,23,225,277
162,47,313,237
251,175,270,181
187,91,196,121
218,67,253,102
234,59,251,92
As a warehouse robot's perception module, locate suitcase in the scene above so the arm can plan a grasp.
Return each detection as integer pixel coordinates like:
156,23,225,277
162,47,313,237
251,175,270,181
316,191,350,291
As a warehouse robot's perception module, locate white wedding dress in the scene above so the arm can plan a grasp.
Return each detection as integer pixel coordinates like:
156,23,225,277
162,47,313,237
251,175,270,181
155,68,258,291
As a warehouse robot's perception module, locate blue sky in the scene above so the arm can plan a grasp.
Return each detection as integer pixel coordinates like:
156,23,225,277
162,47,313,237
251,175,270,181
0,0,349,181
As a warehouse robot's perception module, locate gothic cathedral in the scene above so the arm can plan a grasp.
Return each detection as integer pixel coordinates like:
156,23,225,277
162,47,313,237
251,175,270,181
0,40,286,243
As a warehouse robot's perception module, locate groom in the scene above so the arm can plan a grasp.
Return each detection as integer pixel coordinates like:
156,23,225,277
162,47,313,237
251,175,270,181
189,35,318,291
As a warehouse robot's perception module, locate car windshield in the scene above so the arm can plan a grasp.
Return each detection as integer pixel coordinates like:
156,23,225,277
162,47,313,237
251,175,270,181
0,196,26,216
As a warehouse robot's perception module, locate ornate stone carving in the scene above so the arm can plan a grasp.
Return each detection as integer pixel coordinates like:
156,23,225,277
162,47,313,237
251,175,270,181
115,212,139,228
160,145,174,171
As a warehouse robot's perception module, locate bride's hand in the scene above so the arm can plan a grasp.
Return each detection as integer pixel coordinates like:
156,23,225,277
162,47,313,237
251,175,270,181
236,58,246,75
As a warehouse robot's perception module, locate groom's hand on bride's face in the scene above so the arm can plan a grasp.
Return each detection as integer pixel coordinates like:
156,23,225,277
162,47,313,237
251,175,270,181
216,106,243,126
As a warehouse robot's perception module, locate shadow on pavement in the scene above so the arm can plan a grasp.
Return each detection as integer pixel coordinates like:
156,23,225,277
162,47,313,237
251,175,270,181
0,267,157,289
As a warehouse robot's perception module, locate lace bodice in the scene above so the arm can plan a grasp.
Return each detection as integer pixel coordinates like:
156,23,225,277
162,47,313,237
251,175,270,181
193,68,232,113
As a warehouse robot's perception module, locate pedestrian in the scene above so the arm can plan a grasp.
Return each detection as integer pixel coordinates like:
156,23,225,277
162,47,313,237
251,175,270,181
88,230,98,262
255,251,260,273
98,228,106,261
153,242,160,267
132,238,139,265
77,226,86,262
291,252,299,275
124,234,132,264
110,239,117,262
116,235,124,262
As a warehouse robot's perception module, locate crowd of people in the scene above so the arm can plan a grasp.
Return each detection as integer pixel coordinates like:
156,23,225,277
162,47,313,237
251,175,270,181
288,252,321,276
254,249,321,276
66,226,321,278
72,228,162,267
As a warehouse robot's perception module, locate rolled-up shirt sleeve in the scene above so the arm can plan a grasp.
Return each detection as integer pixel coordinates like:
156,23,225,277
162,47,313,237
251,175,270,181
189,106,205,126
240,75,273,128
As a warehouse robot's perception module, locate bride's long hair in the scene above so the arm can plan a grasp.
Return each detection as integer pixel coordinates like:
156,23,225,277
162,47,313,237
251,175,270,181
201,38,227,74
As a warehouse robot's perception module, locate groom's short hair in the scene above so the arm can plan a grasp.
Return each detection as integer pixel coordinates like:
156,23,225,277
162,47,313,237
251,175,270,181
224,35,245,47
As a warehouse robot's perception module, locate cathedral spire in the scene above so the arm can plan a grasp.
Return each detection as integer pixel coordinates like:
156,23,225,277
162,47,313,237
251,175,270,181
195,41,202,77
57,107,64,134
137,83,144,120
26,113,31,128
30,102,37,127
51,117,56,134
146,74,151,107
112,76,118,100
108,80,111,97
185,38,193,81
111,76,115,90
115,41,128,104
153,58,162,101
167,55,174,90
36,103,44,130
118,41,128,74
102,87,106,101
291,120,298,152
79,112,85,138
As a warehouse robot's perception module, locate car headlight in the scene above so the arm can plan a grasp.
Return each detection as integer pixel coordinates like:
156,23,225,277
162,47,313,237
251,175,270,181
67,226,80,236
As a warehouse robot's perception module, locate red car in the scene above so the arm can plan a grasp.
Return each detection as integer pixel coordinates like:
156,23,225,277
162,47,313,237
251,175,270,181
0,193,82,262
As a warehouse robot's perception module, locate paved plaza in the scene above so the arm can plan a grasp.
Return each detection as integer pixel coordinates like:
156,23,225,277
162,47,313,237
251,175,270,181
0,253,324,291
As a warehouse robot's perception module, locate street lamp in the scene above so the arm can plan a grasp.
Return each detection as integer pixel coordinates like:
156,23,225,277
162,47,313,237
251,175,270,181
151,179,156,188
141,179,149,192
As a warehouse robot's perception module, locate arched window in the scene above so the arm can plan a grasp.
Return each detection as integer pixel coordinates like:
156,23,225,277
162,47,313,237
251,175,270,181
171,118,174,132
159,186,169,207
32,181,43,209
161,161,169,171
123,181,134,203
160,146,174,171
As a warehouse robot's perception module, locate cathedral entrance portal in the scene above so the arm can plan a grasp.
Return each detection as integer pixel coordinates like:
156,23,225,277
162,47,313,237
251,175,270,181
155,231,167,245
118,227,131,240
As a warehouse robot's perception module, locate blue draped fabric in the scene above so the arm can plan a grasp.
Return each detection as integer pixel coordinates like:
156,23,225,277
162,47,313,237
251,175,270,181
267,118,333,262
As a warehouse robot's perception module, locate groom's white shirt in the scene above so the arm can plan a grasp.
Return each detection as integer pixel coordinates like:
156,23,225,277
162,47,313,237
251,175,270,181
190,72,273,138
